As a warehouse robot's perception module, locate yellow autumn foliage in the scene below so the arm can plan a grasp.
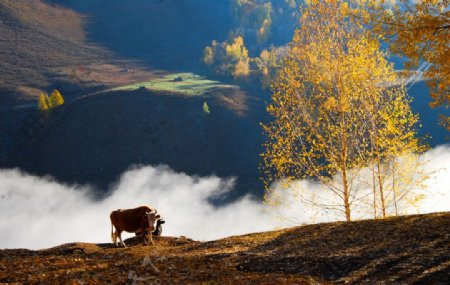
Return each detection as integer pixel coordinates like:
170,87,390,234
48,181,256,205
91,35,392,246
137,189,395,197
262,0,425,222
233,59,250,78
37,93,50,111
363,0,449,129
203,46,215,65
225,36,248,61
49,89,64,107
37,89,64,111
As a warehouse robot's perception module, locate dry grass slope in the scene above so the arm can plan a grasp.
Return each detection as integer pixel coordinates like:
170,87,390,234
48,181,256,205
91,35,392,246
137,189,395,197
0,212,448,284
0,0,107,98
0,0,158,104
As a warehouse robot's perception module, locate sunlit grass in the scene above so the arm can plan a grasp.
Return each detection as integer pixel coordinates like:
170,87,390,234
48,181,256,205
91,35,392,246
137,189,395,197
112,72,237,96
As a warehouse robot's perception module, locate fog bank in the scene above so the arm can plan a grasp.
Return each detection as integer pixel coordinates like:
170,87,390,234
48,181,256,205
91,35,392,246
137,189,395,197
1,146,449,249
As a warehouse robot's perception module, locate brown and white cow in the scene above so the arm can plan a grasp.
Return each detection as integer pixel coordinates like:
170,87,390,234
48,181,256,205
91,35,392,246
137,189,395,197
135,214,165,237
110,206,158,247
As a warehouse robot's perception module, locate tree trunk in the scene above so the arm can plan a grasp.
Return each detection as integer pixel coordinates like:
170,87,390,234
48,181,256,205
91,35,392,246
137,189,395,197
392,159,399,216
377,157,386,218
342,167,351,221
340,109,351,222
372,160,377,219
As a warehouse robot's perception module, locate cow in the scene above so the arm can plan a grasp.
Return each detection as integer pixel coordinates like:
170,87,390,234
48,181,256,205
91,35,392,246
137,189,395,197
153,216,165,236
136,215,165,237
110,206,158,247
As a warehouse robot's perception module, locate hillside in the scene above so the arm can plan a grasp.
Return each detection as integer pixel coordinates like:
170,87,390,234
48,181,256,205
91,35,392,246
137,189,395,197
0,0,104,102
0,0,262,195
5,83,266,196
1,212,448,284
46,0,232,71
0,0,167,108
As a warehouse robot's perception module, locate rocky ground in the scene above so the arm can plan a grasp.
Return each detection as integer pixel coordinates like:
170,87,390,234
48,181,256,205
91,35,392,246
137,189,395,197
1,212,449,284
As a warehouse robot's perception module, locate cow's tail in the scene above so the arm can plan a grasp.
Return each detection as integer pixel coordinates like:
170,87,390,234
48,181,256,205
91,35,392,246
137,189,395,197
111,221,115,243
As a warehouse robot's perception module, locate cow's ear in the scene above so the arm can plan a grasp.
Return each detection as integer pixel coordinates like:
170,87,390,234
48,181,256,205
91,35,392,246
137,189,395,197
156,214,161,219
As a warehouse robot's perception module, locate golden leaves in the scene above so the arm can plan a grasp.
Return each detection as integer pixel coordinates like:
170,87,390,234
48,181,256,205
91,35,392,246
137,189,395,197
233,59,250,78
324,97,338,111
367,0,450,114
262,0,425,222
226,36,249,60
37,89,64,111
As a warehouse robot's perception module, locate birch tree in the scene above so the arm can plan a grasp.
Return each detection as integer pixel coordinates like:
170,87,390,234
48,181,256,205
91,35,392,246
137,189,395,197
262,0,425,221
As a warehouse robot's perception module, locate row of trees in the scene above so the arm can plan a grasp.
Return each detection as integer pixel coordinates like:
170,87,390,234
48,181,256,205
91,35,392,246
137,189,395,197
203,36,285,87
203,37,250,79
262,1,430,221
202,0,304,87
37,90,64,111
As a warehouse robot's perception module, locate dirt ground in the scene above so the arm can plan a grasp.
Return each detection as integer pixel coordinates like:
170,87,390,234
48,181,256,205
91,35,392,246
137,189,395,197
1,212,448,284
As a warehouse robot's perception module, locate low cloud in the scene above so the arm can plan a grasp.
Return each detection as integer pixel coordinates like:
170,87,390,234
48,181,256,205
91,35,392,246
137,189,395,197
0,166,270,249
1,146,449,249
266,145,450,225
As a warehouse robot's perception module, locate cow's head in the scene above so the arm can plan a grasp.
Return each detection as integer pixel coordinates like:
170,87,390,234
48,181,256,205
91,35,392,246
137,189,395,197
155,214,165,225
143,210,157,231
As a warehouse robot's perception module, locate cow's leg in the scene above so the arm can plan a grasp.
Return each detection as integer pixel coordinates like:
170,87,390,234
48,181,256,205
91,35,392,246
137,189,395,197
142,230,148,246
140,228,153,246
112,232,118,246
147,231,154,245
117,231,127,247
111,222,117,246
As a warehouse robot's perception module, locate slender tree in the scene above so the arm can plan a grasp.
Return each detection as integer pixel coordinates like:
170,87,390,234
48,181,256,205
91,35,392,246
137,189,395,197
203,101,211,114
37,93,50,111
49,89,64,108
203,46,215,66
363,85,427,218
262,0,425,222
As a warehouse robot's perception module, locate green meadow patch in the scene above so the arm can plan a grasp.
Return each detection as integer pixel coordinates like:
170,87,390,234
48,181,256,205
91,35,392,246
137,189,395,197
112,72,237,96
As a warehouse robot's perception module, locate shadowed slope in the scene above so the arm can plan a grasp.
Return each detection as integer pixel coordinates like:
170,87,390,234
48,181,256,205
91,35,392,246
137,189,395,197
46,0,233,71
6,86,265,196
